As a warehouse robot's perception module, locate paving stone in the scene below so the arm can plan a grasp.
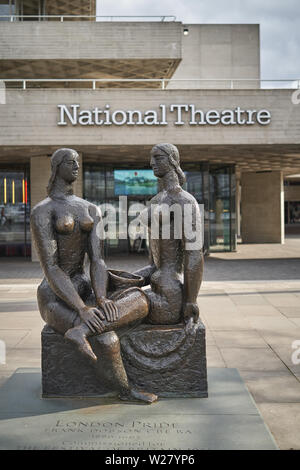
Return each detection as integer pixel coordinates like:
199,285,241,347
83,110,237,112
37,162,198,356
246,315,297,331
238,305,282,317
206,346,226,367
0,329,30,348
278,307,300,318
1,348,41,371
257,403,300,450
0,314,44,330
263,294,300,307
212,330,268,349
259,328,300,347
15,329,41,349
239,370,300,403
268,345,300,376
202,312,252,331
0,301,39,313
219,347,288,372
230,294,268,306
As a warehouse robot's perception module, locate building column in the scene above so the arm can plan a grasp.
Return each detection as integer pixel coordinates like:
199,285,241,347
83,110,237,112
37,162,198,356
241,171,284,244
236,177,241,238
30,153,83,261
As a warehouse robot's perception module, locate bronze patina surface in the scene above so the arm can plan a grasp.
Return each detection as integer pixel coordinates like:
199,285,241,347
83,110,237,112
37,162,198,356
31,145,207,402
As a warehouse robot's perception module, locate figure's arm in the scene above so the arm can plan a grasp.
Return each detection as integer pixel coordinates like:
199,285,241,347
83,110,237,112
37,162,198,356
87,204,118,321
31,206,105,332
87,205,108,302
182,201,204,323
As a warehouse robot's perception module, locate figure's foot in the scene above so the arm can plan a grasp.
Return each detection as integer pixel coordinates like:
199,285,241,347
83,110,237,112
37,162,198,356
119,388,158,404
65,327,97,363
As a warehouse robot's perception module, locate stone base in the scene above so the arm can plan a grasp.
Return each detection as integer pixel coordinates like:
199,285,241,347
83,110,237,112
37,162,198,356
120,322,208,397
41,321,208,398
41,325,111,397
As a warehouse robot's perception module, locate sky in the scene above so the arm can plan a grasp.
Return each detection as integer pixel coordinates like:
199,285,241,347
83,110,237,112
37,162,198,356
96,0,300,82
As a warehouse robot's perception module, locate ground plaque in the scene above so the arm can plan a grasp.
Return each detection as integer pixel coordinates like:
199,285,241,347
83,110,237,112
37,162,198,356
0,368,277,450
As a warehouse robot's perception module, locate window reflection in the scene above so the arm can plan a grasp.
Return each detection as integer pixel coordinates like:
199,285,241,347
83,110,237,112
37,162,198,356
0,169,30,256
209,166,235,251
83,163,236,255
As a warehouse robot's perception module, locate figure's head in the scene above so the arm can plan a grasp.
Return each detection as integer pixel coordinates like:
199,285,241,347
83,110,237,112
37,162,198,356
150,143,185,186
47,148,79,196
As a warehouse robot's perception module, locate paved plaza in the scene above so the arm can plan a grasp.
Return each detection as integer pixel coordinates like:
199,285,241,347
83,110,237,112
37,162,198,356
1,237,300,449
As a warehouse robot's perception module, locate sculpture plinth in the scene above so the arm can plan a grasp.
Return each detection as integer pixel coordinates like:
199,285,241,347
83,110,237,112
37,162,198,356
42,322,208,398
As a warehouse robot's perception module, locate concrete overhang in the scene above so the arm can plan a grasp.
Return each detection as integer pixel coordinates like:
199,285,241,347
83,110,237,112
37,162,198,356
0,22,182,83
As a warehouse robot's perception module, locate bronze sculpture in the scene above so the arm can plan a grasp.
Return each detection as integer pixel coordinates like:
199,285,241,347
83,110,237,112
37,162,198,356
31,148,157,403
134,143,203,325
31,145,207,401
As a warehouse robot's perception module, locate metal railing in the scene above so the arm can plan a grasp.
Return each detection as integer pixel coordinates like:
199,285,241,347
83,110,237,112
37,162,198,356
0,15,176,22
1,78,300,90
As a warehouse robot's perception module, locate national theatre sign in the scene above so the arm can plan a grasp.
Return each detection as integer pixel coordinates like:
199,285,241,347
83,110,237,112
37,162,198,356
57,104,271,127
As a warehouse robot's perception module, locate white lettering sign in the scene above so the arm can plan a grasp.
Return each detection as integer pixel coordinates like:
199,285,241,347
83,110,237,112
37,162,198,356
57,104,271,127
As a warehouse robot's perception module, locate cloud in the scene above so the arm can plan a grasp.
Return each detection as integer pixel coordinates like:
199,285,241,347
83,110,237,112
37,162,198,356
97,0,300,80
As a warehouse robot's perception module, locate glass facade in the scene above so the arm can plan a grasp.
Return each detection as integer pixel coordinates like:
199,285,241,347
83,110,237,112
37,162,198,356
0,1,46,21
0,166,31,257
84,162,236,255
0,163,235,257
0,1,15,20
209,165,236,251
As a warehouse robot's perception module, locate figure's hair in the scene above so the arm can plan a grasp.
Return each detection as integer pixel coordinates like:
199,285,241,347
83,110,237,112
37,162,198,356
47,148,78,196
152,143,186,186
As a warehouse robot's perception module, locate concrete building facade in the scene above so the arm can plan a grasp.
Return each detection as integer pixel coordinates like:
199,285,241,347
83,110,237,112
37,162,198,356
0,0,299,259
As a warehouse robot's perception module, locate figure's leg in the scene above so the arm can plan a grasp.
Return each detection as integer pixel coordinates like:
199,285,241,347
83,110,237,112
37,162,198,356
64,322,97,362
38,282,97,362
39,283,157,402
104,287,149,331
144,277,183,325
92,331,157,404
64,287,149,358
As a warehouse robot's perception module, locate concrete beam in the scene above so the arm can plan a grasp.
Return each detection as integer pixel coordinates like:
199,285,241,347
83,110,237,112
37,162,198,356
0,22,182,61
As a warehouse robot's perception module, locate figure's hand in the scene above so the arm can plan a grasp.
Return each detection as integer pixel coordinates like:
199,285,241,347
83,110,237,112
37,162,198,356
79,306,105,333
183,302,200,324
98,298,119,322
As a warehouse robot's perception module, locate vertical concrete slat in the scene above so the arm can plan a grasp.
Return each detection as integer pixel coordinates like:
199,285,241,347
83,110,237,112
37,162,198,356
241,171,284,244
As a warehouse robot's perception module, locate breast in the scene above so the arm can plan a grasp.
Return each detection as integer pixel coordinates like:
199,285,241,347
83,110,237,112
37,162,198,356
55,215,75,234
80,215,94,232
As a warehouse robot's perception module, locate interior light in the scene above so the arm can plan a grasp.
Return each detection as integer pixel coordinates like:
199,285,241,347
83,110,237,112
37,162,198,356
25,179,28,205
4,178,6,204
12,180,15,205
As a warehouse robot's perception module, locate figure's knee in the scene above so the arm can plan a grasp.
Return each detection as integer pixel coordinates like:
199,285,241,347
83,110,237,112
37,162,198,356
95,331,120,350
39,299,78,334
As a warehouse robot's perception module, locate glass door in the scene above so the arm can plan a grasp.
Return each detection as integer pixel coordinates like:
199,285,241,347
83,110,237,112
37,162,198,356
0,168,30,257
208,165,236,251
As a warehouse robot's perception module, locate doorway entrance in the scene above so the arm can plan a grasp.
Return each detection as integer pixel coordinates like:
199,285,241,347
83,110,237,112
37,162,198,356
0,167,31,257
